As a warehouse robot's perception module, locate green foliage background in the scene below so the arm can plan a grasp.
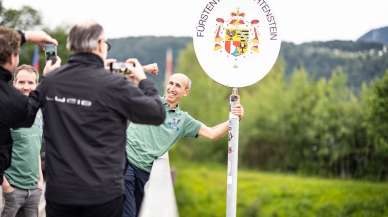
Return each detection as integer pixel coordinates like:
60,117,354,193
171,43,388,181
174,164,388,217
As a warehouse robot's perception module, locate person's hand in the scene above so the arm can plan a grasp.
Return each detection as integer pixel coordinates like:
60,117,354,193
37,180,44,190
24,30,58,46
231,102,244,120
125,58,147,82
1,176,14,193
43,56,61,76
143,63,159,75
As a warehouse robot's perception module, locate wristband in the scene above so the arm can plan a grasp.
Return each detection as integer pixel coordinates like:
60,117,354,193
17,30,26,46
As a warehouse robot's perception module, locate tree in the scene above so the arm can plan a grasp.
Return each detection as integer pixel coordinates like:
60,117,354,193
365,70,388,179
0,3,70,76
0,3,42,30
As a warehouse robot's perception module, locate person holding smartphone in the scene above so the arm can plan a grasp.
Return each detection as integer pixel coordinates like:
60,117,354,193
0,26,58,185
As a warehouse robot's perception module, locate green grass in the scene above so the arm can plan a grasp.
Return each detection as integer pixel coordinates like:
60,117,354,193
173,163,388,217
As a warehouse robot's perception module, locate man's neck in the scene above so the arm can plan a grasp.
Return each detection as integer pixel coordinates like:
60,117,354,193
167,102,178,109
91,50,104,62
1,63,13,74
164,97,178,109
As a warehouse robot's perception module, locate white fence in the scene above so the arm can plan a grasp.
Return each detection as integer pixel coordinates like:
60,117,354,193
139,153,179,217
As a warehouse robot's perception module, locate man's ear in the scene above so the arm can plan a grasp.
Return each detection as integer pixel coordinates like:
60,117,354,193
7,53,19,72
97,41,103,53
183,88,190,97
10,53,18,65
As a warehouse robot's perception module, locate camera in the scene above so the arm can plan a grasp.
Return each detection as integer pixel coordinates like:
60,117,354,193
109,62,134,75
109,62,158,75
44,43,57,64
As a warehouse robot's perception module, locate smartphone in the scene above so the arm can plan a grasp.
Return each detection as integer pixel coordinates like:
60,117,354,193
44,43,57,64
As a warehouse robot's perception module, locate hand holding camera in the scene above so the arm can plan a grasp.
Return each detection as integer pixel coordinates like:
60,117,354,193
108,58,159,86
110,62,158,75
44,43,57,64
43,56,62,75
42,43,61,75
124,58,147,85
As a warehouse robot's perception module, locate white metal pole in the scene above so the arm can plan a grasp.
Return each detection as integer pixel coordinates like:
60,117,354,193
226,88,239,217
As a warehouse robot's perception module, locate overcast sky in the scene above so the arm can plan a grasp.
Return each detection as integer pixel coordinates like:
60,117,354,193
3,0,388,44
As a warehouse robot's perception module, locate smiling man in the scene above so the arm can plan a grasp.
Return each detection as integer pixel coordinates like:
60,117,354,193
123,73,244,217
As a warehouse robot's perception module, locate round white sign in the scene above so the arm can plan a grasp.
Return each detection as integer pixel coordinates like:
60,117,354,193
193,0,281,87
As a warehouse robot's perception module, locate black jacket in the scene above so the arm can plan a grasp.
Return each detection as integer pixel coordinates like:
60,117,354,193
0,66,32,183
0,31,30,184
29,53,165,205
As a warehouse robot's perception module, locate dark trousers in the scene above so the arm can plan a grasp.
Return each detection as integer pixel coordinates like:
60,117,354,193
46,195,124,217
122,162,150,217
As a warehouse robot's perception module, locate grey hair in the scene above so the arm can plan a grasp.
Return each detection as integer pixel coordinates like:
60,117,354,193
66,22,104,53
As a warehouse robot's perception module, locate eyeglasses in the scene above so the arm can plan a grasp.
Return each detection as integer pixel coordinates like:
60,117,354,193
99,39,111,51
106,41,111,51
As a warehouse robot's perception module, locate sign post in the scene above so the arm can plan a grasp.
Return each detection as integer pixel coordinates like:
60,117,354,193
226,88,239,217
193,1,281,216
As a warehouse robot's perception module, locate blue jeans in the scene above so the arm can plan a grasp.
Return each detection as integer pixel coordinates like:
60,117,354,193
1,187,42,217
122,161,150,217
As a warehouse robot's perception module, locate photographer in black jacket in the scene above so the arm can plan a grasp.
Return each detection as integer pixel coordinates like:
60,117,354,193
27,21,165,217
0,26,58,184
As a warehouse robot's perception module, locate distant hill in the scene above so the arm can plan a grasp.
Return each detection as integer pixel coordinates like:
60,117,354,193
108,36,388,92
281,40,388,90
358,26,388,45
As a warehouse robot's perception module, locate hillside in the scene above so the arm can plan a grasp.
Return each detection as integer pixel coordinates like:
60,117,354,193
281,40,388,90
358,26,388,45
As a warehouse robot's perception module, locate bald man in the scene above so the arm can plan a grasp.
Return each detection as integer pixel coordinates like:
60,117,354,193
123,73,244,217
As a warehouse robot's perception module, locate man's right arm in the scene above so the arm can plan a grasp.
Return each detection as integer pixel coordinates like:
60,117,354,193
198,102,244,140
13,84,43,128
105,77,165,125
19,60,60,128
106,58,165,125
18,30,58,46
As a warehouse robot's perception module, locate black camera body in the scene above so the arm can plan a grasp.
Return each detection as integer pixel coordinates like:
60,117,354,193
44,43,57,64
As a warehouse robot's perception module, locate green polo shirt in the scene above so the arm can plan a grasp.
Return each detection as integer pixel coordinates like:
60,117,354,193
126,98,202,172
5,111,42,189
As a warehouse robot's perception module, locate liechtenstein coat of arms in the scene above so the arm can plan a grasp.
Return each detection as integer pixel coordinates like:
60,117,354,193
193,0,281,88
214,9,260,57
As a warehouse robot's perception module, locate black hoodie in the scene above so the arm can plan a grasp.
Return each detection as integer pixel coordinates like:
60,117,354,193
28,52,165,205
